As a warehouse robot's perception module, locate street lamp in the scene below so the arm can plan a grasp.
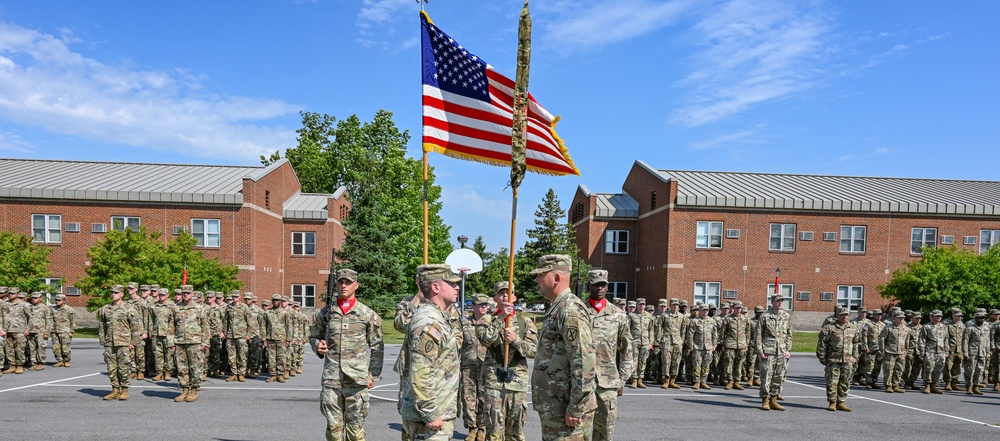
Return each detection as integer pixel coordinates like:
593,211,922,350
458,235,468,249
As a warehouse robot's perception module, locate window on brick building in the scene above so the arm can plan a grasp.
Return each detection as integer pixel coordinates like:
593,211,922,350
605,230,629,254
291,284,316,308
766,283,794,310
769,223,796,251
981,230,1000,254
694,281,720,307
192,219,221,248
111,216,141,232
696,221,723,249
608,282,627,300
32,214,62,243
837,285,863,311
292,232,316,256
911,227,937,254
41,277,62,305
572,202,584,223
840,225,866,253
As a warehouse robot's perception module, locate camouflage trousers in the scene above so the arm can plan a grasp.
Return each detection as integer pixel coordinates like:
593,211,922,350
968,354,988,387
710,346,723,380
267,340,286,375
321,383,370,441
646,348,661,380
27,332,46,365
882,354,905,387
758,353,787,398
6,333,26,366
660,345,682,379
402,418,453,441
824,362,853,402
152,336,174,374
679,344,691,382
922,351,945,386
866,351,884,385
538,410,593,441
210,335,224,374
226,337,249,375
593,387,619,441
991,350,1000,384
51,332,72,363
691,350,712,383
130,339,145,373
943,353,963,384
631,344,649,381
904,352,922,385
104,346,132,389
723,348,747,383
0,333,5,367
460,365,485,430
248,336,263,373
483,388,527,441
744,348,759,381
176,344,204,390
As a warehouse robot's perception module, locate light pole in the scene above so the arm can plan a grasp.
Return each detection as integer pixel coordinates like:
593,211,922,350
458,235,468,249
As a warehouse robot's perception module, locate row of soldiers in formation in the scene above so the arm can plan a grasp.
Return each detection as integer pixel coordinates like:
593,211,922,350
91,282,312,401
0,287,77,375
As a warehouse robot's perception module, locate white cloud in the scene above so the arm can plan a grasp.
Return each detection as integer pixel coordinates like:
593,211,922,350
0,129,36,153
0,22,298,162
874,147,889,154
538,0,696,51
689,129,757,150
836,154,855,162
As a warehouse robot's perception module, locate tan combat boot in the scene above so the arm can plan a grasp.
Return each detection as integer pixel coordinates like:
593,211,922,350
277,374,286,383
944,382,953,391
669,378,681,389
733,382,745,390
15,365,24,374
725,380,734,390
54,361,64,367
175,388,189,402
152,373,164,381
136,372,144,380
266,376,277,383
118,388,129,401
185,389,198,402
103,388,121,400
753,379,761,386
775,395,785,401
931,384,943,394
769,396,785,411
701,382,712,390
922,385,931,394
760,396,771,411
164,372,171,381
226,374,238,382
952,381,966,391
692,382,701,389
993,383,1000,392
629,379,638,388
63,362,71,367
2,366,16,374
661,380,670,389
836,402,851,412
238,374,246,382
885,385,894,393
637,380,647,389
297,367,303,374
826,401,836,411
973,385,984,395
130,372,137,379
893,385,905,393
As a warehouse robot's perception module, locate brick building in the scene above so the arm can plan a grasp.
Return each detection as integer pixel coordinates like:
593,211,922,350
571,160,1000,320
0,158,349,312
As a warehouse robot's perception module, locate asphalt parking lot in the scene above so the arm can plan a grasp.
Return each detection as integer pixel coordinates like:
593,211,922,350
2,340,998,440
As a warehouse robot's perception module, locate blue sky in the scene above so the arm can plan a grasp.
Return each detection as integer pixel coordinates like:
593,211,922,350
1,1,998,254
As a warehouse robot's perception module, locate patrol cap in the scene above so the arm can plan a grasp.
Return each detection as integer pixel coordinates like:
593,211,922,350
637,298,647,304
614,298,625,305
261,300,271,307
181,285,194,293
493,281,510,294
912,311,923,318
272,294,283,301
150,284,161,291
721,302,731,309
473,294,491,305
893,310,906,318
243,292,254,299
225,294,234,301
193,291,204,299
904,309,913,316
140,284,150,291
207,292,216,299
18,292,27,298
974,310,987,319
835,306,849,315
950,307,962,315
30,291,42,299
174,289,182,295
930,309,943,316
644,305,654,311
336,268,358,282
857,307,867,313
54,293,66,301
679,300,688,306
871,309,883,315
754,306,764,313
0,287,7,293
658,299,668,306
157,288,169,296
587,269,608,285
769,295,784,302
731,301,743,308
9,287,19,294
111,284,124,293
690,304,701,311
231,289,241,296
670,298,679,305
417,264,462,283
529,254,572,276
708,304,717,310
627,301,637,307
128,282,138,289
991,309,1000,315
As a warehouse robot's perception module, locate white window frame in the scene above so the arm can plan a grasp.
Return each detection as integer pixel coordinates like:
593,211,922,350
41,277,62,306
696,221,723,249
607,282,627,300
911,227,937,254
292,232,317,256
837,285,864,311
981,230,1000,255
111,216,141,232
291,284,316,308
605,230,630,254
694,281,721,307
191,219,221,248
766,283,794,311
769,223,796,251
840,225,867,253
32,214,62,243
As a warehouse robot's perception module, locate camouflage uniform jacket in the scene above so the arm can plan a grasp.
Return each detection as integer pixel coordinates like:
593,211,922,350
264,307,290,341
247,305,264,338
879,323,910,355
918,322,948,354
531,288,597,419
399,301,460,423
394,295,420,333
6,300,31,333
478,311,537,392
97,302,141,348
993,322,1000,352
755,310,793,356
628,310,654,346
208,304,225,336
28,302,52,334
127,296,150,336
749,315,762,353
963,322,991,358
588,302,633,389
867,320,887,353
51,304,77,333
173,302,209,345
225,302,252,339
310,301,384,388
723,314,751,350
816,322,861,364
906,323,922,356
850,318,873,352
946,320,966,355
151,301,177,342
460,314,487,367
655,311,685,349
686,316,717,350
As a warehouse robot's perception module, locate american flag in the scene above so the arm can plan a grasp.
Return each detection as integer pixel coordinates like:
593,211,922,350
420,11,579,176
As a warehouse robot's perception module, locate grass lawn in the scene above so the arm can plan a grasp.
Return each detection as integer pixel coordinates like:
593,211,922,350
75,327,99,339
792,331,818,353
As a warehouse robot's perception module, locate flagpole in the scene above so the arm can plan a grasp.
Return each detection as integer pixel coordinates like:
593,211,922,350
420,0,430,265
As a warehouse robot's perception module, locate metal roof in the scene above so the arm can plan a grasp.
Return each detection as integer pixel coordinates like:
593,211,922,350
0,158,288,205
654,166,1000,215
577,184,639,218
283,189,346,220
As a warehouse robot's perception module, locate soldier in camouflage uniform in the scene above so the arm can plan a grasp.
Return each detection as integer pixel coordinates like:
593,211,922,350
206,292,226,377
225,292,253,382
918,309,948,394
50,293,76,367
647,300,667,383
460,294,489,441
943,308,966,391
264,294,291,383
879,310,910,393
529,255,596,441
628,297,653,388
293,303,308,375
477,281,536,441
585,270,633,441
3,290,31,374
992,310,1000,391
681,301,695,384
864,309,886,388
686,304,716,390
27,292,52,370
722,301,750,390
709,303,727,384
816,306,860,411
97,285,142,400
244,293,264,378
656,298,684,389
150,288,176,381
125,282,149,379
399,264,461,441
849,307,873,385
0,288,7,374
312,269,385,441
172,286,209,402
746,306,764,386
963,310,991,395
756,295,792,411
903,311,923,389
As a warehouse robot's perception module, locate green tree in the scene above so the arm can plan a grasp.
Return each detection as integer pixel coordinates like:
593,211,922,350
516,188,588,305
879,245,1000,313
262,110,452,316
79,227,241,311
464,236,495,296
0,231,53,293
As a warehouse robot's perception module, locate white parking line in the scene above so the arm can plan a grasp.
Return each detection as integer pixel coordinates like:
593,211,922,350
785,379,999,428
35,383,322,392
0,372,102,394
